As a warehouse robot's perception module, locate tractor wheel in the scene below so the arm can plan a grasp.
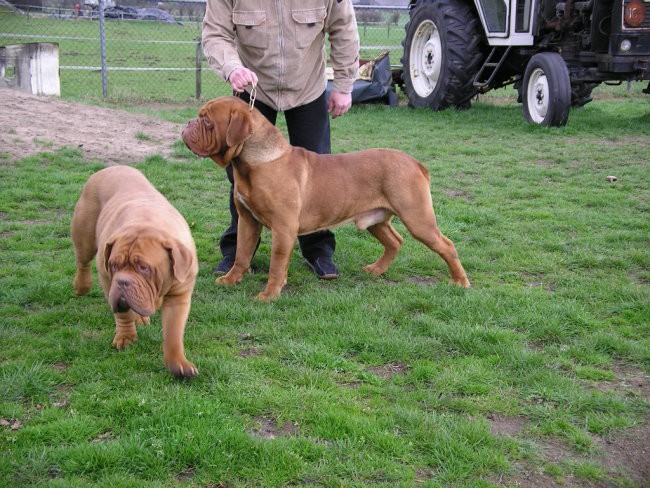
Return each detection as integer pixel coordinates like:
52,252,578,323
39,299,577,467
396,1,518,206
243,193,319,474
522,52,571,126
401,0,484,110
571,82,600,107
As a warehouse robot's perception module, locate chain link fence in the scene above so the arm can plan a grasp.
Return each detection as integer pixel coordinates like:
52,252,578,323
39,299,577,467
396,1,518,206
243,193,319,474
1,1,408,102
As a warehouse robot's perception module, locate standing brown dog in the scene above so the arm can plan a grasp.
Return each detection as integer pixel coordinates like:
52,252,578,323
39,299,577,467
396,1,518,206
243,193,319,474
71,166,198,378
182,96,470,301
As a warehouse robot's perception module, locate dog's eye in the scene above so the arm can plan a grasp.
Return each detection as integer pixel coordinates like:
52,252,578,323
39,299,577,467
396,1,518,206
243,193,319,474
137,264,151,275
110,263,119,273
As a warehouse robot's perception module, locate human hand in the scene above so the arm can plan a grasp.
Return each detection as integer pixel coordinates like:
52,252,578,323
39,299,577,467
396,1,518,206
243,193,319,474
228,67,258,93
328,91,352,119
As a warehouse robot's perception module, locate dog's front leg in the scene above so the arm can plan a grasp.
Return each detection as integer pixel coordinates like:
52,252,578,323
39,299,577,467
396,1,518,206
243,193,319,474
101,274,138,349
257,225,297,302
216,207,261,287
112,311,138,349
161,296,198,378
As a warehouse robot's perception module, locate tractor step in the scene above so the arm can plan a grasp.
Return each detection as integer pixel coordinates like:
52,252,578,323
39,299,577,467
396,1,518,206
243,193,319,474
473,46,512,91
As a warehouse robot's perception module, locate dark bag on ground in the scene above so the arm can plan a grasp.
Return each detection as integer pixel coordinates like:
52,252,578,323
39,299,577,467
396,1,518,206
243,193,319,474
326,51,398,107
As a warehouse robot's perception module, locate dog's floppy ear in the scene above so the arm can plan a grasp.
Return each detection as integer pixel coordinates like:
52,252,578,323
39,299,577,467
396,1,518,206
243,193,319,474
163,239,195,283
103,239,115,273
226,109,252,147
219,108,253,166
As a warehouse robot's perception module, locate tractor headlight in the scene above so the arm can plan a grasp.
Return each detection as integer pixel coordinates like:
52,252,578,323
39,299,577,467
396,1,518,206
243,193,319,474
620,39,632,51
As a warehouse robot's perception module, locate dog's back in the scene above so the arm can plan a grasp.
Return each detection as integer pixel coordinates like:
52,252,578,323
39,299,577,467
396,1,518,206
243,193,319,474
80,165,164,211
79,166,190,245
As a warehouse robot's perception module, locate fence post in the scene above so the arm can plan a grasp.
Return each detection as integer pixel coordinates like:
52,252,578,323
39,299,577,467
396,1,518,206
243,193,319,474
99,0,107,97
195,38,202,100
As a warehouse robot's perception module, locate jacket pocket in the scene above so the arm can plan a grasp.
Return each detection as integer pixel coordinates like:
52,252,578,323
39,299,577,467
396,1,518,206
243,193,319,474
291,7,326,49
233,10,267,49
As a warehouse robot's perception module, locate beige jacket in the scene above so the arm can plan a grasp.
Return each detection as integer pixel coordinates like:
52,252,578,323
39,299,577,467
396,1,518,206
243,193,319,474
202,0,359,111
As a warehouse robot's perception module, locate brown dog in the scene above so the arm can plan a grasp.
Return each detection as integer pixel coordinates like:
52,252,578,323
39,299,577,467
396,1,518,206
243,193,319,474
182,96,470,301
71,166,198,378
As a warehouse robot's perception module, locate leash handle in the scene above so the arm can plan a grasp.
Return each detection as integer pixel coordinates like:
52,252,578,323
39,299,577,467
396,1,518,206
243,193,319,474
248,84,257,112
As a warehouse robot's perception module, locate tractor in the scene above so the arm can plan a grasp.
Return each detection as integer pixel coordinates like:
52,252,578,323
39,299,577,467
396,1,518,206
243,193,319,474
401,0,650,125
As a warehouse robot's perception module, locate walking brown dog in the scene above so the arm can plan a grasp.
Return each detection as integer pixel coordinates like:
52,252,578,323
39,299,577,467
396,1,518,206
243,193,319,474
182,96,470,301
71,166,199,378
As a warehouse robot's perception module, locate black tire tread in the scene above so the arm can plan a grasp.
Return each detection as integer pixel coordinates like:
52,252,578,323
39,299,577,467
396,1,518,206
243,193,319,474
571,81,599,108
401,0,484,110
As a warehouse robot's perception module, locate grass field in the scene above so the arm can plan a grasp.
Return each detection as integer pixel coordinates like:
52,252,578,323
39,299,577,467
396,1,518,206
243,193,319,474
1,82,649,487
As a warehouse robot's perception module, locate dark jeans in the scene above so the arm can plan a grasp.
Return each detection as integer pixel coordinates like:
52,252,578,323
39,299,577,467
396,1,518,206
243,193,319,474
219,91,336,262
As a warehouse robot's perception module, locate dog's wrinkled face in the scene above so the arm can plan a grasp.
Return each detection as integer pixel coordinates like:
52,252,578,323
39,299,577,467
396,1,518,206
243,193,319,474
104,233,193,317
181,96,253,167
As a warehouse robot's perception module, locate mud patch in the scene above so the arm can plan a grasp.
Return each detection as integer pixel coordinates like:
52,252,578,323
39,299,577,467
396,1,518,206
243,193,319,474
0,87,184,165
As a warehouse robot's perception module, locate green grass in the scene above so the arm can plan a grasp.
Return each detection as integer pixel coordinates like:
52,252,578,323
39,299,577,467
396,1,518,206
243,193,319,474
0,11,219,101
0,87,649,487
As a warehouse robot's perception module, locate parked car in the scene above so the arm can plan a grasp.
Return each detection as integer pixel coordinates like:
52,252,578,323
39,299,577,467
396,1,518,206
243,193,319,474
135,8,177,23
103,5,137,19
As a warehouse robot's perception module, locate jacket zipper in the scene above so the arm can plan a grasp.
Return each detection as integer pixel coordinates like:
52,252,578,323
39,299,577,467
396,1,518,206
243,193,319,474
275,0,285,110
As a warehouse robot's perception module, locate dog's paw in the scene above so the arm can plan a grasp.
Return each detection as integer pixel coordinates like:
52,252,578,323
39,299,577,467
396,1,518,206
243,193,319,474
135,315,151,326
73,269,92,295
255,292,271,302
363,263,386,276
216,276,242,286
112,333,137,350
255,290,279,302
455,277,471,288
166,358,199,379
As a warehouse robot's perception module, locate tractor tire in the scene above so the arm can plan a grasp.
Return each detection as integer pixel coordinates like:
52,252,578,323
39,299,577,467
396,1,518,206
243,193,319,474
522,52,571,126
571,82,600,108
401,0,484,110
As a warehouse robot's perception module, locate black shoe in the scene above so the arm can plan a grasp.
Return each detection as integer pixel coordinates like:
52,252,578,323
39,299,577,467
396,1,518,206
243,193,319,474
304,256,339,280
213,255,234,275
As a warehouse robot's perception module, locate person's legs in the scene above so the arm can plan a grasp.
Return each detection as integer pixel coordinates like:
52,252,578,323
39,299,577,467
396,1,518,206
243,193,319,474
284,91,331,154
215,92,277,274
285,92,338,279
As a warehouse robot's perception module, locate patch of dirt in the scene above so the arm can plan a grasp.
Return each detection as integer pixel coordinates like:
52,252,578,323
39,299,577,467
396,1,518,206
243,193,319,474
367,361,410,379
596,421,650,487
90,431,115,443
488,413,527,437
176,467,196,482
249,416,299,440
488,365,649,487
442,188,475,202
238,347,263,358
406,276,439,286
0,87,184,165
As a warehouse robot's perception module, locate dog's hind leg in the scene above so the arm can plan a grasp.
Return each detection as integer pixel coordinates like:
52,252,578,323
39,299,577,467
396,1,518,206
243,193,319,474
71,195,100,296
401,211,470,287
363,219,404,275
